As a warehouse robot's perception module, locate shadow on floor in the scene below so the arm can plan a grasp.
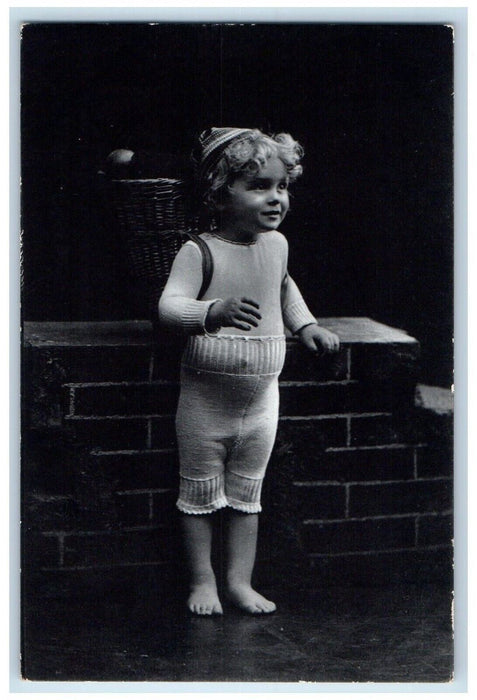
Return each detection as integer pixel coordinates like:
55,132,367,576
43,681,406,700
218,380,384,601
21,581,453,683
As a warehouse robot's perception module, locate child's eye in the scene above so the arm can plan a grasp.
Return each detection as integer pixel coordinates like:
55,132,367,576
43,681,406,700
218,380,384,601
278,182,289,190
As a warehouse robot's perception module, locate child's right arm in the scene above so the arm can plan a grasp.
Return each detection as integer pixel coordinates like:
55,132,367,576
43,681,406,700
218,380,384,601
158,242,219,334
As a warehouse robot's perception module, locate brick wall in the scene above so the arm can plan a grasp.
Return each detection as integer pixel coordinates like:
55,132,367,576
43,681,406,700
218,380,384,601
22,318,453,595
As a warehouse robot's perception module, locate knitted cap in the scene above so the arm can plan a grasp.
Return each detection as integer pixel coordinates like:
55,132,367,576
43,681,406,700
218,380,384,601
193,127,255,189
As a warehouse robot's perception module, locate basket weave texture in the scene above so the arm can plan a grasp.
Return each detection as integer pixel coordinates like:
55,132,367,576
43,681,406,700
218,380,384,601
109,178,199,315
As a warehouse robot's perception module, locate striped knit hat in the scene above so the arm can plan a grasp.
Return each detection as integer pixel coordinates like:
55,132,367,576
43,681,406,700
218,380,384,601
192,127,255,191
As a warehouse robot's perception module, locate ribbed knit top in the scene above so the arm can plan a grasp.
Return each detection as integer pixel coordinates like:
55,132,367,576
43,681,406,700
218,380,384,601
158,230,317,337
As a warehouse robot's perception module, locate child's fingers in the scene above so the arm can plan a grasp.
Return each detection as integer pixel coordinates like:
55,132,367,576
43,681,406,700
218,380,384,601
319,332,340,353
240,303,262,320
235,311,258,327
327,335,340,352
241,297,260,310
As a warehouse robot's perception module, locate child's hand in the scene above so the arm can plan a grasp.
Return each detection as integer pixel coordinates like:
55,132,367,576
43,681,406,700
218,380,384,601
298,323,340,354
206,297,261,332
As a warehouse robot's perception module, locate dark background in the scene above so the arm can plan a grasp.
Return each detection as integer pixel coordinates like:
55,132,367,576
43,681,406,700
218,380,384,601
20,23,453,386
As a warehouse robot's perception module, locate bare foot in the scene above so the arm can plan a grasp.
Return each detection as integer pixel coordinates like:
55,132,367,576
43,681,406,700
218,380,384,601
187,579,223,616
226,583,276,614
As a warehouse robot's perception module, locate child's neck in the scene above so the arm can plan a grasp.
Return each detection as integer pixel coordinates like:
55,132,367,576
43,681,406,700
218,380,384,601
215,226,259,244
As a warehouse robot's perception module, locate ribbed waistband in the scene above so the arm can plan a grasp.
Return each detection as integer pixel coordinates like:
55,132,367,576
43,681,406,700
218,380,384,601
182,334,286,376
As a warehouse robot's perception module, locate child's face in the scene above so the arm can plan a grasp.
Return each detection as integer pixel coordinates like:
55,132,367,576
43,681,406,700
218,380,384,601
219,156,290,237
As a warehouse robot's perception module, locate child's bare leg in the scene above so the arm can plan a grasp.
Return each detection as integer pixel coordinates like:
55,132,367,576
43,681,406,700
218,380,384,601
181,514,223,615
225,511,276,614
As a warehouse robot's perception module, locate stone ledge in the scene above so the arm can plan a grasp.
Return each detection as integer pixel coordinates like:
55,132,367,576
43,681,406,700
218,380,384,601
23,317,418,348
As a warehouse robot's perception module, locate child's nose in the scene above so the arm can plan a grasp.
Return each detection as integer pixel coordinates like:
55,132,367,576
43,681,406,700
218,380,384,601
268,188,281,202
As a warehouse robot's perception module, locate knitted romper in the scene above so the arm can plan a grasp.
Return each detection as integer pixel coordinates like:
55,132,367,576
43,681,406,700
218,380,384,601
158,230,316,514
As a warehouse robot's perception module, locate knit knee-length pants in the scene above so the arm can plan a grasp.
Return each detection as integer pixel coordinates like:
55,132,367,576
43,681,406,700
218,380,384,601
176,334,286,514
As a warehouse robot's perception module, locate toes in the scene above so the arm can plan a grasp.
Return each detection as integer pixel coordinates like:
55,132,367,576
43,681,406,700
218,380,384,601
252,599,276,614
188,599,223,615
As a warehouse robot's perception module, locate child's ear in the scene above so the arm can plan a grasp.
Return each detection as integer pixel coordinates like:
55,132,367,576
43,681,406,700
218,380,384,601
203,191,219,211
212,188,230,212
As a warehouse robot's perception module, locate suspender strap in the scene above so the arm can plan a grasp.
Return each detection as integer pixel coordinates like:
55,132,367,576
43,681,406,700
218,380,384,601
186,232,214,300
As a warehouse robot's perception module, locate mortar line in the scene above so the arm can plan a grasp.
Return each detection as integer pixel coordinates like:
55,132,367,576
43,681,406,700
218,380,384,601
344,484,350,518
303,509,452,525
58,533,65,567
146,418,152,449
295,475,451,487
308,543,450,559
148,351,155,382
148,492,154,522
69,386,75,416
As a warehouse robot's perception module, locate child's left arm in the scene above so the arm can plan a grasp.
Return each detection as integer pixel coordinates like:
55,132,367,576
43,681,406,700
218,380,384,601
282,273,340,354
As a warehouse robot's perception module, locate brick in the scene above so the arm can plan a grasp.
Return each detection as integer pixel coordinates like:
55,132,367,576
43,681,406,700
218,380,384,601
69,381,179,417
22,427,89,494
24,492,123,533
415,444,453,478
280,382,346,416
348,478,453,518
62,526,179,567
350,342,420,385
23,494,78,530
279,380,396,417
113,492,151,527
417,513,453,547
151,490,177,524
316,445,416,482
23,530,61,569
72,347,154,382
293,483,346,519
57,346,154,383
300,516,415,554
91,449,178,490
281,343,349,381
277,417,348,451
65,416,148,450
150,417,178,449
23,344,153,391
22,348,68,429
350,414,402,446
149,342,183,381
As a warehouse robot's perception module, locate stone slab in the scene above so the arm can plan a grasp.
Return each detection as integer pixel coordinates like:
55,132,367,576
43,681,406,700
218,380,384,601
23,317,418,348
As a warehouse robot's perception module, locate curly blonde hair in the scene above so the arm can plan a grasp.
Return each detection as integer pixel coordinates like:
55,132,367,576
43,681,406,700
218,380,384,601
202,130,304,210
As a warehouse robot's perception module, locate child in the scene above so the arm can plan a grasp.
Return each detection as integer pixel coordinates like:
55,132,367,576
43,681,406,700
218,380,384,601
159,127,340,615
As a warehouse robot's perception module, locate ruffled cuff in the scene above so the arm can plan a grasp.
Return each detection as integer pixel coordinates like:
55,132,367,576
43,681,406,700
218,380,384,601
283,299,317,334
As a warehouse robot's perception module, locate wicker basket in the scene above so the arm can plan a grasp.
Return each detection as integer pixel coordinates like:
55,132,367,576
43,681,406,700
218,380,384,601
108,177,199,316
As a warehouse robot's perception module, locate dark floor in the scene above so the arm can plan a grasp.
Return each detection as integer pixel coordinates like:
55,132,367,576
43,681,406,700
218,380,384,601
22,581,453,683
